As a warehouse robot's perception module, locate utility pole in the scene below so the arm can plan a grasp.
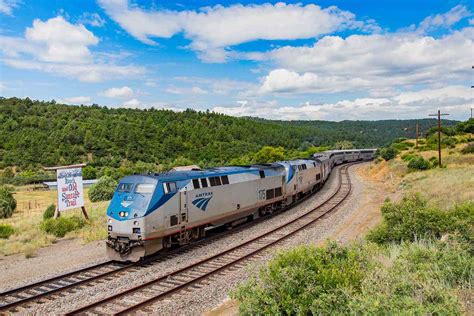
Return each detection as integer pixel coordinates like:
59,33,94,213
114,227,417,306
428,110,449,168
415,123,419,149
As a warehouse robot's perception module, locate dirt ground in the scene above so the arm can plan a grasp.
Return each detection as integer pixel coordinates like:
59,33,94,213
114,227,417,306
0,239,107,292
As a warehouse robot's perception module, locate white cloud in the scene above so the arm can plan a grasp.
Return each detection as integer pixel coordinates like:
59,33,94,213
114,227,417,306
98,1,376,62
0,16,145,82
165,86,208,95
101,86,134,98
0,0,20,16
257,27,474,94
25,16,98,63
0,82,5,92
79,12,106,27
122,98,141,109
415,5,471,34
214,85,473,121
59,96,91,104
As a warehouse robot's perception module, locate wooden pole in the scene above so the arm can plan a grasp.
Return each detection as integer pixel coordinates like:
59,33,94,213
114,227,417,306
81,206,89,220
429,110,449,168
415,123,419,149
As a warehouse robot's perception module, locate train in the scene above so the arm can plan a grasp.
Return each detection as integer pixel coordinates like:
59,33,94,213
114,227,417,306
105,149,376,261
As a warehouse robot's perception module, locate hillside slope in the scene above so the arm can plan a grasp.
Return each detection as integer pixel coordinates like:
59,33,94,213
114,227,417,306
0,97,455,171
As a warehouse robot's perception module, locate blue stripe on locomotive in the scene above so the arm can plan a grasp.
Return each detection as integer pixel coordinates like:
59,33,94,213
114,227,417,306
107,167,268,221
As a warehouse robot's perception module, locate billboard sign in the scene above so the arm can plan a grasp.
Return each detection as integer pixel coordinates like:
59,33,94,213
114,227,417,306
57,167,84,211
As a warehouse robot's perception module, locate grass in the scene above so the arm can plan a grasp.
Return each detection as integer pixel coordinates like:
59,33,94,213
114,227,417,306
366,140,474,208
0,188,108,257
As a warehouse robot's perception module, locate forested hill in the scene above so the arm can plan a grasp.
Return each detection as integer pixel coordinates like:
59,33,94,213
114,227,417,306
0,97,455,172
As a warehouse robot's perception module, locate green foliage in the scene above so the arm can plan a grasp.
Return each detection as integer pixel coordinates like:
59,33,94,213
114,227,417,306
407,156,431,170
391,141,413,151
233,242,368,315
82,166,97,179
0,185,17,218
43,204,56,220
401,153,417,161
0,224,15,239
455,118,474,134
252,146,285,163
367,195,474,244
0,97,457,183
40,216,86,238
88,176,118,202
461,142,474,154
233,239,471,315
377,146,398,161
347,240,471,314
2,167,14,178
333,140,354,150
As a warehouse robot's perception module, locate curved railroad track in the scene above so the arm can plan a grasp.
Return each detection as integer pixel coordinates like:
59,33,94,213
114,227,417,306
67,163,354,315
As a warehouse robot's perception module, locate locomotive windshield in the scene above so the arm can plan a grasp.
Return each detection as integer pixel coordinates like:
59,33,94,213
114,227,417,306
135,183,155,194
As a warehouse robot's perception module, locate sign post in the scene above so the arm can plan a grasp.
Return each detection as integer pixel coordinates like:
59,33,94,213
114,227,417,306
44,163,89,219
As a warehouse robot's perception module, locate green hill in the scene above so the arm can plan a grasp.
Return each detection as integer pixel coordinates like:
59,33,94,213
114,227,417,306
0,97,456,182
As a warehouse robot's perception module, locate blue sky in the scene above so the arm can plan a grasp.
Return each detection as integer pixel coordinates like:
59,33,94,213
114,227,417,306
0,0,472,120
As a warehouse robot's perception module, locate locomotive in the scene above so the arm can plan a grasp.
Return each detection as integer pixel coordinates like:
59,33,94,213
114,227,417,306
105,149,376,261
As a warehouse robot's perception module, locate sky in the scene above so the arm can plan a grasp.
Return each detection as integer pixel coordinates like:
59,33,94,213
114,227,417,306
0,0,473,121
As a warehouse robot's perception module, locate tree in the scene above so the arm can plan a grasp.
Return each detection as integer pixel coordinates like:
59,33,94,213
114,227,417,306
88,176,118,202
252,146,286,163
333,141,354,150
0,186,17,218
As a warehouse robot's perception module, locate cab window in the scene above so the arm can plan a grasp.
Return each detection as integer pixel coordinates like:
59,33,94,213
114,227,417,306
163,182,177,194
117,183,133,193
135,183,155,194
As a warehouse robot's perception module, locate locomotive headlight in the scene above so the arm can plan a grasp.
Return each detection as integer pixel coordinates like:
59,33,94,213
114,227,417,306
108,219,112,224
133,221,139,226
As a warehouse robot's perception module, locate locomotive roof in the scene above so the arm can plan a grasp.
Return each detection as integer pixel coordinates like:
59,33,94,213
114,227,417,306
129,164,283,182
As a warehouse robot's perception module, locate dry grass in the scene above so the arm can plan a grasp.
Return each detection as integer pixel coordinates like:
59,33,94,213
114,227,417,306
0,188,109,257
364,139,474,210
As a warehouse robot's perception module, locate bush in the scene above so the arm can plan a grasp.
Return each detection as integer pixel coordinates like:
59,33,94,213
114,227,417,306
401,153,417,162
88,176,118,202
43,204,56,220
40,216,86,237
233,240,471,315
377,147,398,161
461,142,474,154
407,156,431,170
232,242,368,315
367,195,474,244
0,224,14,238
0,185,17,218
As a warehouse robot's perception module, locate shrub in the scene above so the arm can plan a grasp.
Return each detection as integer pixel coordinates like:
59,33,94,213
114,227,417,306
401,153,417,162
0,185,17,218
232,242,368,315
407,156,431,170
40,216,86,237
461,142,474,154
0,224,14,238
367,195,474,244
348,240,471,314
43,204,56,220
377,147,398,161
233,240,471,315
88,176,118,202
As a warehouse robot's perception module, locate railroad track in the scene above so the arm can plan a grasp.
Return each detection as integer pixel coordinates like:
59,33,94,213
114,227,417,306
0,167,335,315
67,163,354,315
